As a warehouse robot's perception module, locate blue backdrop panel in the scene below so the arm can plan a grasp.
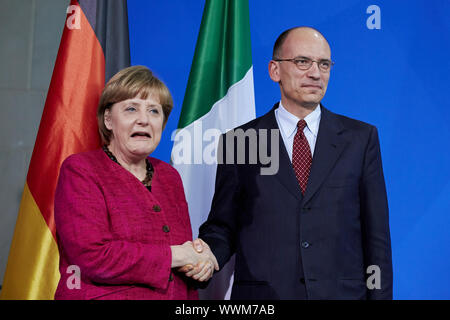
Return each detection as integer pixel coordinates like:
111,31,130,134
127,0,450,299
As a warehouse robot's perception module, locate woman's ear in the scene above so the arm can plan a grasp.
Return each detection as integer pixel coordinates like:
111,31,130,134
104,109,112,131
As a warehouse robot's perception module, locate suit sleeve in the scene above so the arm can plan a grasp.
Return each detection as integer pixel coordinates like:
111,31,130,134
198,133,241,270
360,126,393,299
54,157,172,289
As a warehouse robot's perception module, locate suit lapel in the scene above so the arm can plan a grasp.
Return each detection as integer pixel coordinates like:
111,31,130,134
302,106,349,204
261,104,303,201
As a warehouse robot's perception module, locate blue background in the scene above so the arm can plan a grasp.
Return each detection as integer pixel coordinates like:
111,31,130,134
127,0,450,299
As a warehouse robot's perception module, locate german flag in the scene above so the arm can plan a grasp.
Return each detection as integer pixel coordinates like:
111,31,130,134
0,0,130,299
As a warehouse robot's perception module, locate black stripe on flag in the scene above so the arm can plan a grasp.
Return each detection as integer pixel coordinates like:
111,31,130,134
78,0,131,83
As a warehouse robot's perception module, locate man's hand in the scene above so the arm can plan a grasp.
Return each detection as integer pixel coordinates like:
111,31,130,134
177,238,219,282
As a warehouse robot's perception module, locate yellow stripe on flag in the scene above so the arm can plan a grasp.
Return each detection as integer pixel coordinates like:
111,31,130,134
0,183,59,300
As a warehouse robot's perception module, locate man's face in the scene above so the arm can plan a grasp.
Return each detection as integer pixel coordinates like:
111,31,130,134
269,29,331,110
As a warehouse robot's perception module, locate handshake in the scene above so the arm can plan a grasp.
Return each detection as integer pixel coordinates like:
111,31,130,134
171,238,219,282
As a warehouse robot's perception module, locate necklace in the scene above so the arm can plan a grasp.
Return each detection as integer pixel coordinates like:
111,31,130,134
102,145,154,187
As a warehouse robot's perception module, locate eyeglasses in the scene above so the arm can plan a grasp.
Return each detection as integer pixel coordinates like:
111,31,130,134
273,56,335,72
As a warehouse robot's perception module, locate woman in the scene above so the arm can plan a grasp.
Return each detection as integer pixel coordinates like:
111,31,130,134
54,66,217,300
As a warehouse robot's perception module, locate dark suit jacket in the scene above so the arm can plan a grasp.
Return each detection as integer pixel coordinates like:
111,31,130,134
199,104,393,300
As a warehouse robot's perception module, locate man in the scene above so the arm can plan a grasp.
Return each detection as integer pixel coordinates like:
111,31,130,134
195,26,393,299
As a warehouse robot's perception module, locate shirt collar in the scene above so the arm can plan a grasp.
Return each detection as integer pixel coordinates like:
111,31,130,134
277,101,321,139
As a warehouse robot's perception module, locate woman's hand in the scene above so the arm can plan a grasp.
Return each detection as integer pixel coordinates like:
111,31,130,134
171,239,219,282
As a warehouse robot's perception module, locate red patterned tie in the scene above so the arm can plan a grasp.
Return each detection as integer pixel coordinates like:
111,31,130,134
292,120,312,194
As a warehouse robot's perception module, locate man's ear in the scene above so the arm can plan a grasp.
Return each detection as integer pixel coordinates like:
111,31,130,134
104,109,112,131
268,60,281,83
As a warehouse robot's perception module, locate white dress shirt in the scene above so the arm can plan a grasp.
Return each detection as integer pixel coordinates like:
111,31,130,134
274,101,321,162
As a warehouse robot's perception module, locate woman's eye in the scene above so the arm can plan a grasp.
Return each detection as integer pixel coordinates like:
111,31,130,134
150,108,160,114
125,106,136,112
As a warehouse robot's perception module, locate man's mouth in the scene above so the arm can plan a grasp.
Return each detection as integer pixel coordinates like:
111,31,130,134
302,84,322,89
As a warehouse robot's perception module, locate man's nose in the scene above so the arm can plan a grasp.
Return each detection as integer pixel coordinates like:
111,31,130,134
306,61,321,79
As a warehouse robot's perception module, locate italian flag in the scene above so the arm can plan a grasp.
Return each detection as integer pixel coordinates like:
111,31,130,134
171,0,255,299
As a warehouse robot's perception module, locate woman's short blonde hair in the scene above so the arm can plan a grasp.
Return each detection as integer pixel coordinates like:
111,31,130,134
97,65,173,145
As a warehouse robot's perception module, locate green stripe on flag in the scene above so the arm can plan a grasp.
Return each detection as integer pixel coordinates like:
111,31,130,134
177,0,252,129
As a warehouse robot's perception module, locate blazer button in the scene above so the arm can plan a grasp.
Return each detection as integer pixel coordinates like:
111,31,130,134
169,273,174,282
162,225,170,233
153,205,161,212
301,241,310,248
300,278,305,284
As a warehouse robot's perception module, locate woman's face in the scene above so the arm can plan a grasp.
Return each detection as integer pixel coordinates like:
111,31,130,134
104,94,164,161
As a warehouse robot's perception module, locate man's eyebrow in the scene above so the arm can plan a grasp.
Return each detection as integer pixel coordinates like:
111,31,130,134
293,55,331,61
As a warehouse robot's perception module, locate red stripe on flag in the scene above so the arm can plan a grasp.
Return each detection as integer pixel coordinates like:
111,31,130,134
27,0,105,238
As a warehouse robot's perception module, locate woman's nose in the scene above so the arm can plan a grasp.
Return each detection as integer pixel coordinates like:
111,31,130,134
136,110,149,125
